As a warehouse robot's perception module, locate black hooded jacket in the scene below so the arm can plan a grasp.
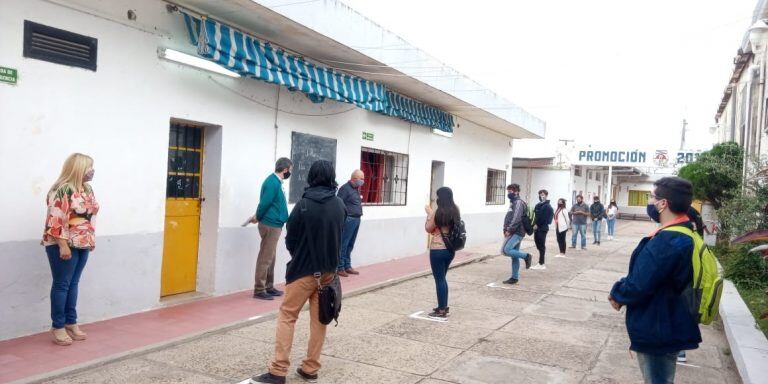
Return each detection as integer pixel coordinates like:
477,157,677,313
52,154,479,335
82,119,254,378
284,186,347,284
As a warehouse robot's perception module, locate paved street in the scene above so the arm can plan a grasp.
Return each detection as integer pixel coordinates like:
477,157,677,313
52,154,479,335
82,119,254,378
41,221,740,384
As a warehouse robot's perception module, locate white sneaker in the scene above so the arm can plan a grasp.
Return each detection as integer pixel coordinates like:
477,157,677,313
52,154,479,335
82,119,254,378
554,254,566,258
531,264,546,270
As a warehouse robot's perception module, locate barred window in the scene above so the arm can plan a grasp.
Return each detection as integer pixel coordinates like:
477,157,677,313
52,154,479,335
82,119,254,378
360,147,409,206
486,169,507,205
628,190,650,206
574,166,582,176
596,172,601,181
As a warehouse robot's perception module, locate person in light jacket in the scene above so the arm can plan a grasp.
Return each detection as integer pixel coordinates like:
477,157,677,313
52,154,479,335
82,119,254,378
553,198,571,258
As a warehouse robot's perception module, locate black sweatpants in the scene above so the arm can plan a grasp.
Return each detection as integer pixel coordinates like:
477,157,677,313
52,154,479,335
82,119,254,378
533,229,548,265
556,230,567,254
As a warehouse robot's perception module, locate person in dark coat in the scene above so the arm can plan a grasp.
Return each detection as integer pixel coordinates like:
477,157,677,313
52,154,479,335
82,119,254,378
336,169,365,276
251,160,346,384
608,177,701,384
531,189,554,270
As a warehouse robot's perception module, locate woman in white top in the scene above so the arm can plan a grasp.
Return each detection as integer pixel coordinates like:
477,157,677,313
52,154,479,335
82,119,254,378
553,198,570,257
606,201,619,240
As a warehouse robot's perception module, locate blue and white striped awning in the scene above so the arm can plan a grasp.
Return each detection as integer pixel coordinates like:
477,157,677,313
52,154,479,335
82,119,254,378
180,12,453,133
383,92,454,133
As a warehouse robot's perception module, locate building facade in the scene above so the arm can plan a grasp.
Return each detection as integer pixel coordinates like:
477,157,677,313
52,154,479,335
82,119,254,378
0,0,544,339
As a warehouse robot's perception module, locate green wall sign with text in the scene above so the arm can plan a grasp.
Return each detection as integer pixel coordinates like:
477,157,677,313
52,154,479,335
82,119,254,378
362,132,374,141
0,66,18,85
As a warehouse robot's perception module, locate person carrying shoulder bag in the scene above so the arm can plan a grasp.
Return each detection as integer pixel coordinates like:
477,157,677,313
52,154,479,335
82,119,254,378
251,160,346,384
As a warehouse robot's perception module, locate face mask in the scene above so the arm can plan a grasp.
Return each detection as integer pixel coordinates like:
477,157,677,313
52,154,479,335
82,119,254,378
283,171,291,179
646,202,664,223
353,179,364,188
84,169,95,182
558,202,565,207
507,193,515,200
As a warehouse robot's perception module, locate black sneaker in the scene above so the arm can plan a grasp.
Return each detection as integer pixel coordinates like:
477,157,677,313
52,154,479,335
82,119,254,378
502,278,518,284
266,288,284,297
250,372,286,384
253,292,274,301
524,254,533,269
296,367,318,383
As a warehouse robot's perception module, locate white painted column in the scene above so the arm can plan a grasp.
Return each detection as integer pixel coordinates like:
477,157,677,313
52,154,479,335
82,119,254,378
607,165,613,202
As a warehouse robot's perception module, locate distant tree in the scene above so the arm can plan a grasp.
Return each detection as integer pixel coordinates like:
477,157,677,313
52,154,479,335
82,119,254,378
677,142,743,210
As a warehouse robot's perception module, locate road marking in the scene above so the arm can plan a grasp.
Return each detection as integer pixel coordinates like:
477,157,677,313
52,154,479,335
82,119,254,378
247,315,263,321
676,362,701,368
486,282,517,290
409,310,448,323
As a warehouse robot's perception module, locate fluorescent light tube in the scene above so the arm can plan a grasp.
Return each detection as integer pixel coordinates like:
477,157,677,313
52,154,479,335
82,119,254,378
432,128,454,138
158,47,241,78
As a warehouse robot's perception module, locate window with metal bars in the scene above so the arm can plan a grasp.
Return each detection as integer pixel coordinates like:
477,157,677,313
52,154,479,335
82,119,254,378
486,169,507,205
166,123,203,199
574,166,582,176
23,20,97,71
628,190,650,206
360,147,408,206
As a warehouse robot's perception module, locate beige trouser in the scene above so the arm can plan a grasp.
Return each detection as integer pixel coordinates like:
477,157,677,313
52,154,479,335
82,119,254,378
269,273,334,376
254,223,282,294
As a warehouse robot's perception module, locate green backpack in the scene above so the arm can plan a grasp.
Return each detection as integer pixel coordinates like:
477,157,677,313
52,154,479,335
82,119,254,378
663,226,724,325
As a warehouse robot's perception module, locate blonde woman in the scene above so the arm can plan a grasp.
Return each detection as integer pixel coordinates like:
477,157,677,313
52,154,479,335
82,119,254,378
42,153,99,346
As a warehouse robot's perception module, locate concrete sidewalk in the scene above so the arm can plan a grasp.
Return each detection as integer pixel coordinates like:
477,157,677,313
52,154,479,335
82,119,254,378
33,221,741,384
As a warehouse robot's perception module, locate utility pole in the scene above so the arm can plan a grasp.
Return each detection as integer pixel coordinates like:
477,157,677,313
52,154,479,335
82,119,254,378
680,119,687,150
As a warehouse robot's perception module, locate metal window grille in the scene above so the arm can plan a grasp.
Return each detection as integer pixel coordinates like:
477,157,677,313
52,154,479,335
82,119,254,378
360,147,408,206
486,169,507,205
628,190,650,207
574,166,582,176
596,172,601,180
166,123,203,199
23,20,97,71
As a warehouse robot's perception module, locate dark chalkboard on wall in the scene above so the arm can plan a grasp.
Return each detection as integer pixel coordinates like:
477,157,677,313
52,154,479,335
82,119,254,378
289,131,337,203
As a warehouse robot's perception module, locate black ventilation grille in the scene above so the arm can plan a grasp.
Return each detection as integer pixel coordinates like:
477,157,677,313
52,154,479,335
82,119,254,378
23,20,97,71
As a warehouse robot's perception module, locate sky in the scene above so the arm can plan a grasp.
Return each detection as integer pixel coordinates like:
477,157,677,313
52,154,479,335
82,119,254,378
340,0,757,156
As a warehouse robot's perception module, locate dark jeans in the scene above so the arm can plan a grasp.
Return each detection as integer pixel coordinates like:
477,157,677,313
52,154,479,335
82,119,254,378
533,229,548,264
556,230,567,253
429,249,454,309
46,245,89,329
636,351,677,384
338,216,361,270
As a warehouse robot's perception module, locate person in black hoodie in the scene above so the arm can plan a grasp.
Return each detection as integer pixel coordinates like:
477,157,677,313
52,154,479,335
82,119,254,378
251,160,346,384
531,189,554,270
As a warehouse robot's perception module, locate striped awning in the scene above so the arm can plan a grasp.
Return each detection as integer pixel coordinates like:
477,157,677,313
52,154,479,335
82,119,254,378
180,12,453,133
383,92,454,133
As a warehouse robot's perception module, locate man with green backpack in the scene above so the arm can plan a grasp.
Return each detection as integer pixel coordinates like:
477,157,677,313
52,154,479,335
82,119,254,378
608,177,723,384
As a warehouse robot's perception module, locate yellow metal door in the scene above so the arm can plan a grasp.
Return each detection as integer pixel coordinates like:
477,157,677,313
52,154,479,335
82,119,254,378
161,123,203,297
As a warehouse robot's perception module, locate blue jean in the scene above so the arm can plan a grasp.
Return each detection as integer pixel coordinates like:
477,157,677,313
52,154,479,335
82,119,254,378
46,245,89,329
607,218,616,236
338,216,361,270
636,351,677,384
571,224,587,248
429,249,454,309
502,234,527,279
592,220,602,242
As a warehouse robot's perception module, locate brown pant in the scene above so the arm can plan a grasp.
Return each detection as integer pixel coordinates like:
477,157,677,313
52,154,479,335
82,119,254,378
269,273,334,376
254,223,282,293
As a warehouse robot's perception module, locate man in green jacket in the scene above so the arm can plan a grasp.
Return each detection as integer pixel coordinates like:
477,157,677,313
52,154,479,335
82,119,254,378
250,157,292,300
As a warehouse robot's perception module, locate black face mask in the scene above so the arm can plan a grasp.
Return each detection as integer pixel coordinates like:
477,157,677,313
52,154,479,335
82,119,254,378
558,202,565,207
283,171,291,179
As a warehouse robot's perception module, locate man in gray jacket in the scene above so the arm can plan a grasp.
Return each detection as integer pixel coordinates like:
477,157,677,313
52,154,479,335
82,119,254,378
570,195,589,250
501,184,532,284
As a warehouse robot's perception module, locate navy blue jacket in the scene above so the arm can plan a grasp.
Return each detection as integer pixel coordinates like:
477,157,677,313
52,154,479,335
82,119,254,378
610,223,702,355
534,200,554,231
337,181,363,217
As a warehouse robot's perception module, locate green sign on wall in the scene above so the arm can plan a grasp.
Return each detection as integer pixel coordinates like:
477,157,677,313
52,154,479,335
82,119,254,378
362,132,374,141
0,66,17,85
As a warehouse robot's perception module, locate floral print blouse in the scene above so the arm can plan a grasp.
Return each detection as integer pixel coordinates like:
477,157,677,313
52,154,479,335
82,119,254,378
42,185,99,249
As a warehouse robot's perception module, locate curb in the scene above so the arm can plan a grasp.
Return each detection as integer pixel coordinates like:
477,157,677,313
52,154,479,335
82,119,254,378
719,279,768,384
16,251,497,384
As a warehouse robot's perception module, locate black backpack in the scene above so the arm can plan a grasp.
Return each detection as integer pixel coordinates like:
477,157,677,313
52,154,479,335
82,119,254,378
442,219,467,252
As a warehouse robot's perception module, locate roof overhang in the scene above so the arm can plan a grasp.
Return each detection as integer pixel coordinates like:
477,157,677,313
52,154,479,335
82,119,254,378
170,0,545,139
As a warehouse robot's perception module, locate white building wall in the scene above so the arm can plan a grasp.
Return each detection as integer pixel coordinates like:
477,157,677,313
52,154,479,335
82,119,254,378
614,181,655,216
0,0,517,339
511,168,572,208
